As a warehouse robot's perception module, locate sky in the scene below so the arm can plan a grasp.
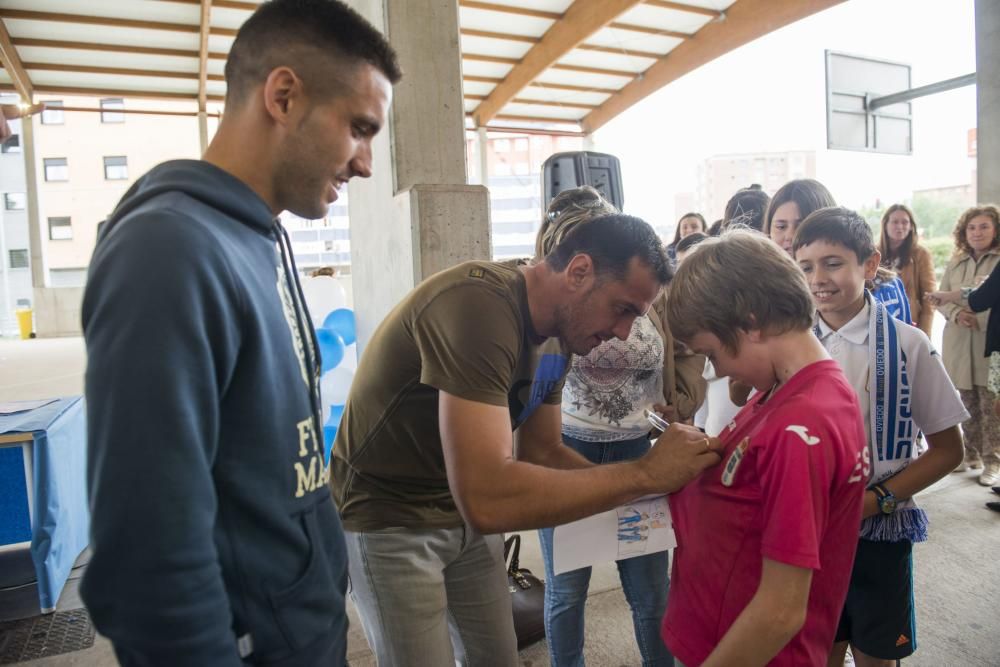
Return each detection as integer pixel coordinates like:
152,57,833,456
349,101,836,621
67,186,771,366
591,0,978,227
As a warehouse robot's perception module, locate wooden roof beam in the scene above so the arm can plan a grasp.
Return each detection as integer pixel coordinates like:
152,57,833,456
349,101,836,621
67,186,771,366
0,9,237,37
12,37,228,61
198,0,212,112
584,0,846,132
22,61,223,82
462,28,663,59
0,18,32,100
0,83,223,103
472,0,643,126
458,1,560,21
642,1,721,18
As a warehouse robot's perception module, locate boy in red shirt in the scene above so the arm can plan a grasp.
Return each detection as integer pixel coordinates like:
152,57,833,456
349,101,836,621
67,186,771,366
663,230,867,666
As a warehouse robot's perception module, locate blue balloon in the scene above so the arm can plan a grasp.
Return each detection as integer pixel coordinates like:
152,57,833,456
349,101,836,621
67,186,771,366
323,404,345,463
316,328,345,372
323,308,357,346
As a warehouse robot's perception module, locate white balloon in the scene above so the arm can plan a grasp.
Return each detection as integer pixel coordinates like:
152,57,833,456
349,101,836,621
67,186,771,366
300,276,347,325
320,365,356,409
340,344,358,371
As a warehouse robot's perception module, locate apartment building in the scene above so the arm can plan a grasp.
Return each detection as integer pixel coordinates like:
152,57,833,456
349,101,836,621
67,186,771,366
0,94,32,336
695,150,817,221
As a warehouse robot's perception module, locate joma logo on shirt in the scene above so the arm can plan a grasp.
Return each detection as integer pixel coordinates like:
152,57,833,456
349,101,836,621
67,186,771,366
785,425,821,445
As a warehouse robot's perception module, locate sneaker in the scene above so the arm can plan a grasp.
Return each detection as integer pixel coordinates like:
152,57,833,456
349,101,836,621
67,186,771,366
978,462,1000,486
956,455,983,472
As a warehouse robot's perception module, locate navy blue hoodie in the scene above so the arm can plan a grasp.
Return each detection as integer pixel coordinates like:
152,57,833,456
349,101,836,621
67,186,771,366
81,160,347,666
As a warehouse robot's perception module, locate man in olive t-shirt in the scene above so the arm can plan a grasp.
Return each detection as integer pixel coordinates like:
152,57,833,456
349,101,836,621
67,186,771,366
331,214,722,666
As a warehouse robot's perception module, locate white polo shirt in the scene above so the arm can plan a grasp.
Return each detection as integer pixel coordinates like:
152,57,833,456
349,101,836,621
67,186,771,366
815,302,968,444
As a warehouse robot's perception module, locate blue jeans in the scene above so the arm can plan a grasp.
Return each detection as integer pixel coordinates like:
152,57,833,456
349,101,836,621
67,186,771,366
539,434,674,667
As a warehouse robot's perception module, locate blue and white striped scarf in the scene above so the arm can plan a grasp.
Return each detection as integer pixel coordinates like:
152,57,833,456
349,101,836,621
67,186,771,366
816,294,928,543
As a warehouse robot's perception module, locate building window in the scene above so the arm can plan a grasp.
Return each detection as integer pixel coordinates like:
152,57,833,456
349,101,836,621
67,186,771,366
4,192,25,210
41,100,65,124
100,98,125,123
9,249,29,269
1,133,19,153
44,157,68,181
103,155,128,180
48,217,72,241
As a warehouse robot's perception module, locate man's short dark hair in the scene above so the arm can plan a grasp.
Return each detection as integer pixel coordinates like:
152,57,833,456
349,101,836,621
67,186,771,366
545,214,673,286
792,206,876,263
225,0,402,106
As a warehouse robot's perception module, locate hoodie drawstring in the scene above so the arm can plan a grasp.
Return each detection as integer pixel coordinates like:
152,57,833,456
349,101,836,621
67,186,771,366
273,220,324,446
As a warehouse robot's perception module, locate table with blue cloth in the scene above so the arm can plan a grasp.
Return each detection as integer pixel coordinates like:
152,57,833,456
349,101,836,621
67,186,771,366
0,397,89,616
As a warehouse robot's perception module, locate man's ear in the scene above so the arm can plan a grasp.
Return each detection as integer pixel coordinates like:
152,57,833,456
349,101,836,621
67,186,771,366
564,253,595,292
864,249,882,280
743,314,762,343
262,66,302,126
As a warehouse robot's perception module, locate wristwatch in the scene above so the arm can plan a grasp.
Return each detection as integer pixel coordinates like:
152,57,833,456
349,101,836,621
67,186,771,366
871,484,897,515
961,286,974,300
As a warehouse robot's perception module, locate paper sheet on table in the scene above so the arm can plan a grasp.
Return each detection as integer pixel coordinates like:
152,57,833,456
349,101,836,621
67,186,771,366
552,495,676,575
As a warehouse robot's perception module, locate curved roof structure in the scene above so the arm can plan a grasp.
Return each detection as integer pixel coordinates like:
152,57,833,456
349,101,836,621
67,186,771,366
0,0,844,131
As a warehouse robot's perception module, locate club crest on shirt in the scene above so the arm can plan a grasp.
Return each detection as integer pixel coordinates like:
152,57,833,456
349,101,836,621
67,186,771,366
721,437,750,487
785,424,821,445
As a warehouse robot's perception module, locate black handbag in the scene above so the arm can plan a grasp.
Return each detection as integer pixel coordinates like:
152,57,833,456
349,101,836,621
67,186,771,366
503,533,546,649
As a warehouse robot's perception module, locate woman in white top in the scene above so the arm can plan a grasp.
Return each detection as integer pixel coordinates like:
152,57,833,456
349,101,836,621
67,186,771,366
534,187,706,667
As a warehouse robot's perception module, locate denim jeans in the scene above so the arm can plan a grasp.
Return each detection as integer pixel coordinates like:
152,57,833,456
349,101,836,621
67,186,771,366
345,524,518,666
539,434,674,667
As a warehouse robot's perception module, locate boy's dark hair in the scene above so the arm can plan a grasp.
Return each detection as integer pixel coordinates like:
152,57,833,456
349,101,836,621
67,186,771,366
225,0,402,106
765,179,836,235
546,214,673,286
706,219,724,237
723,184,769,232
792,206,876,263
675,231,708,254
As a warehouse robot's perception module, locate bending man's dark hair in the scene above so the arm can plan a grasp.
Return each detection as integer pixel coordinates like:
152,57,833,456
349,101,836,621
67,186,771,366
545,213,673,286
225,0,403,106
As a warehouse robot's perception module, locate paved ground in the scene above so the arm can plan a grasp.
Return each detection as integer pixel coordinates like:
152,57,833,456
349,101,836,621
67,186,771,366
2,335,998,666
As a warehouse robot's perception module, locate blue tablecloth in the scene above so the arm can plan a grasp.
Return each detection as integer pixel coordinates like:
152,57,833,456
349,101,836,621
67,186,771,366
0,397,88,612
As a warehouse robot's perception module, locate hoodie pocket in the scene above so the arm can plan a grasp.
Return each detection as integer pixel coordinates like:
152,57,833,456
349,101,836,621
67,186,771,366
268,503,339,652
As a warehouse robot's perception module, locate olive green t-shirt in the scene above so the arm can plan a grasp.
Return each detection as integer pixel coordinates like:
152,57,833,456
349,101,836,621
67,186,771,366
330,260,571,531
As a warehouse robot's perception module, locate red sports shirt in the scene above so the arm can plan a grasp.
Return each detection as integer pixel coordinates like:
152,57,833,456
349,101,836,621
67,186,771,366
663,360,866,666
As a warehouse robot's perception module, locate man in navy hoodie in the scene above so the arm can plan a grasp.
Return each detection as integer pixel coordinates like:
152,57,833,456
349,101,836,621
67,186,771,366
80,1,400,665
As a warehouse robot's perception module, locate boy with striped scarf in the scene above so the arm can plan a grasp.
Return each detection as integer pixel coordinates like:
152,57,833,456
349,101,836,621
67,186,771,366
793,208,967,667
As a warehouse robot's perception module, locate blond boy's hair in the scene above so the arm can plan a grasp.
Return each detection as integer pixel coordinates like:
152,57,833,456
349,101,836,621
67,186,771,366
667,229,813,352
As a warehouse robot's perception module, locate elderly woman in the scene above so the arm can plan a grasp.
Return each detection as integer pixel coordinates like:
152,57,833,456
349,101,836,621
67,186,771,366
936,205,1000,486
535,186,705,667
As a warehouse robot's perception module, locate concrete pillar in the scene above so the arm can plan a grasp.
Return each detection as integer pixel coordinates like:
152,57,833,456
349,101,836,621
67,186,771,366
198,111,209,155
977,0,1000,204
476,126,489,186
346,0,491,352
21,114,47,289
